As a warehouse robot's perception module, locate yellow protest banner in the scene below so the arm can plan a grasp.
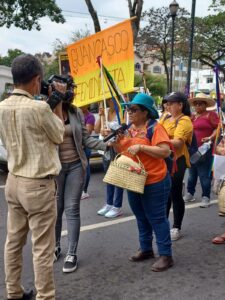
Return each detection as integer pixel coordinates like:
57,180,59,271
67,19,134,107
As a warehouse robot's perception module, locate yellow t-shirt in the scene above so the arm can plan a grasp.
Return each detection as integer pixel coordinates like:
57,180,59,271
159,115,193,167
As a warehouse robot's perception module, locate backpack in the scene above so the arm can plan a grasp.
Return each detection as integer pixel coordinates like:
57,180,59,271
146,119,177,176
162,114,198,157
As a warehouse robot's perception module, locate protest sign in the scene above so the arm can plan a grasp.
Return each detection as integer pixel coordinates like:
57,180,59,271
67,19,134,107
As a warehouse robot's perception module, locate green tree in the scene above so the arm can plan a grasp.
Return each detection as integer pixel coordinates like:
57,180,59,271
138,7,190,93
0,49,24,66
0,0,65,30
210,0,225,10
134,72,167,98
177,11,225,78
42,29,91,79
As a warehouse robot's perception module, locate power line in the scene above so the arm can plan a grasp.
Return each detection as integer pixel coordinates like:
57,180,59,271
62,9,126,21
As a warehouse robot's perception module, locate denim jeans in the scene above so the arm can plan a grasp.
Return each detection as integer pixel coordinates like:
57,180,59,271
167,155,186,230
187,149,213,198
103,155,123,208
55,160,85,256
83,148,91,193
127,173,172,256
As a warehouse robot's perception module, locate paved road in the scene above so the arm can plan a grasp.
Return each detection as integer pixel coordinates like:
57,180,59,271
0,166,224,300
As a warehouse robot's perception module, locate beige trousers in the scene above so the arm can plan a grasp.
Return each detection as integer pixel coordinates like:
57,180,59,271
4,173,56,300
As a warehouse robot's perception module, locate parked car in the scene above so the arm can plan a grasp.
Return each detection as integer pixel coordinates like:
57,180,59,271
0,138,7,171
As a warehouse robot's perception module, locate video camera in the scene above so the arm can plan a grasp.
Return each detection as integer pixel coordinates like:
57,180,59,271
41,75,76,110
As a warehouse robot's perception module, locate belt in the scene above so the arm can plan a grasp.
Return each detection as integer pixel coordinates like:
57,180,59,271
42,175,55,179
10,173,55,180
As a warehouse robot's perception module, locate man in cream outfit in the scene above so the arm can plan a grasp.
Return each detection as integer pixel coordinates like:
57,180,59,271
0,54,65,300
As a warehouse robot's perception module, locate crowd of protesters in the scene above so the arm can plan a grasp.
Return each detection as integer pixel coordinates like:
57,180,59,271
0,53,225,299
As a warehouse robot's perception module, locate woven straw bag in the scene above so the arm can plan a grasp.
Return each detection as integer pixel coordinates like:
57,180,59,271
218,184,225,214
103,154,148,194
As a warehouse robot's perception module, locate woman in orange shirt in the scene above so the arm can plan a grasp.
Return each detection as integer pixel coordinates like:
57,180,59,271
115,93,173,272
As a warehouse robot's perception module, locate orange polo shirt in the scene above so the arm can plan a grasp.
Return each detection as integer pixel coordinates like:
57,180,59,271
117,123,170,185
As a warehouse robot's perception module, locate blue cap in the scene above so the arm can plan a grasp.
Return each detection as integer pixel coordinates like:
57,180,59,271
124,93,159,119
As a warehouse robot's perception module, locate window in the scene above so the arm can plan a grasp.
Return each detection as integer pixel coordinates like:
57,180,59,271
206,77,213,83
153,66,161,74
135,63,141,71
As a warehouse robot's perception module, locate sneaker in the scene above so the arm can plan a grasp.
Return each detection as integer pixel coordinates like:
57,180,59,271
97,204,112,216
81,192,90,200
200,196,210,208
170,228,182,241
105,206,123,218
63,255,78,273
183,192,195,203
218,212,225,217
54,246,61,262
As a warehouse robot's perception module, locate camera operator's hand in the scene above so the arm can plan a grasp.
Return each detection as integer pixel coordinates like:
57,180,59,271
48,81,67,96
53,81,67,94
47,81,67,113
49,82,66,122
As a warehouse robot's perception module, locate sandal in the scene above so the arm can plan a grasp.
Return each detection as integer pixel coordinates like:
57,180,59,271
212,235,225,244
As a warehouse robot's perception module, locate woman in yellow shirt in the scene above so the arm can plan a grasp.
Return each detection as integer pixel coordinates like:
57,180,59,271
159,92,193,241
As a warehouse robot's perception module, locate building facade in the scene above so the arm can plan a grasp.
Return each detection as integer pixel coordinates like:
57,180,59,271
0,66,13,100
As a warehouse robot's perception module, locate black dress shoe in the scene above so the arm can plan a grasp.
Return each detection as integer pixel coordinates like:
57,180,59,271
129,250,154,262
151,255,174,272
7,289,34,300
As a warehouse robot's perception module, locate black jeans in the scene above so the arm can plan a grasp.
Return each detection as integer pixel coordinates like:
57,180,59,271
167,155,187,230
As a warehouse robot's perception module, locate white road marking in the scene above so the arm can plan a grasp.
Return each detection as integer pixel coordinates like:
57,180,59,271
61,199,218,237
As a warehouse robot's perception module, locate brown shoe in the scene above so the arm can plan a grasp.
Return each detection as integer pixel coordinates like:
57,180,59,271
151,256,173,272
129,250,154,262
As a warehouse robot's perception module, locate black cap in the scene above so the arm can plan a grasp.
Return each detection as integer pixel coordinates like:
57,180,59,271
164,92,187,103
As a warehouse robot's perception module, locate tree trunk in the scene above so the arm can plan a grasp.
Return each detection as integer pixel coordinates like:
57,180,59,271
84,0,143,41
127,0,144,42
84,0,101,32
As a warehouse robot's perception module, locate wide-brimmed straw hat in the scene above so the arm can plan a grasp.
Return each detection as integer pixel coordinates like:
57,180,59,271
188,93,215,107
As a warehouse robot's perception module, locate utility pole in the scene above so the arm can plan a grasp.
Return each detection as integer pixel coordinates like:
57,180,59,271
185,0,196,97
169,0,179,93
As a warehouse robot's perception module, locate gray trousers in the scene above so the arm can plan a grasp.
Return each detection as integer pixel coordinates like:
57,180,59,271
55,160,85,255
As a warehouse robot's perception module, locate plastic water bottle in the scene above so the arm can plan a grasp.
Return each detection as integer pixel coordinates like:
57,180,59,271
190,141,211,165
198,141,211,155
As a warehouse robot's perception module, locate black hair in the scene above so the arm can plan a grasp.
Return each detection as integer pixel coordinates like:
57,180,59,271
11,54,43,85
181,100,191,116
137,104,157,120
161,99,167,113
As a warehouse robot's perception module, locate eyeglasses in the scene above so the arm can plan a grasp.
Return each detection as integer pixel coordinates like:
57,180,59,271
193,101,206,106
127,107,140,113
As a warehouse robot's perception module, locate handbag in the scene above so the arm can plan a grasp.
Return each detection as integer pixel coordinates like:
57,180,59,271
103,154,148,194
218,184,225,214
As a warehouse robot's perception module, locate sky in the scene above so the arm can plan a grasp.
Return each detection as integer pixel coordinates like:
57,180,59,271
0,0,213,56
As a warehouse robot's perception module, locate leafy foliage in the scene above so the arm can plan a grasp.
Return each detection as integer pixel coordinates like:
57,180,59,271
44,29,91,79
138,6,190,92
210,0,225,11
0,0,65,30
134,72,167,97
176,11,225,76
0,49,24,66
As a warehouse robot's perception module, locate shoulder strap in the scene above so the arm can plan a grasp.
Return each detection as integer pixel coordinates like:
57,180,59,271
146,119,157,141
174,114,185,127
11,93,31,99
161,114,171,125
